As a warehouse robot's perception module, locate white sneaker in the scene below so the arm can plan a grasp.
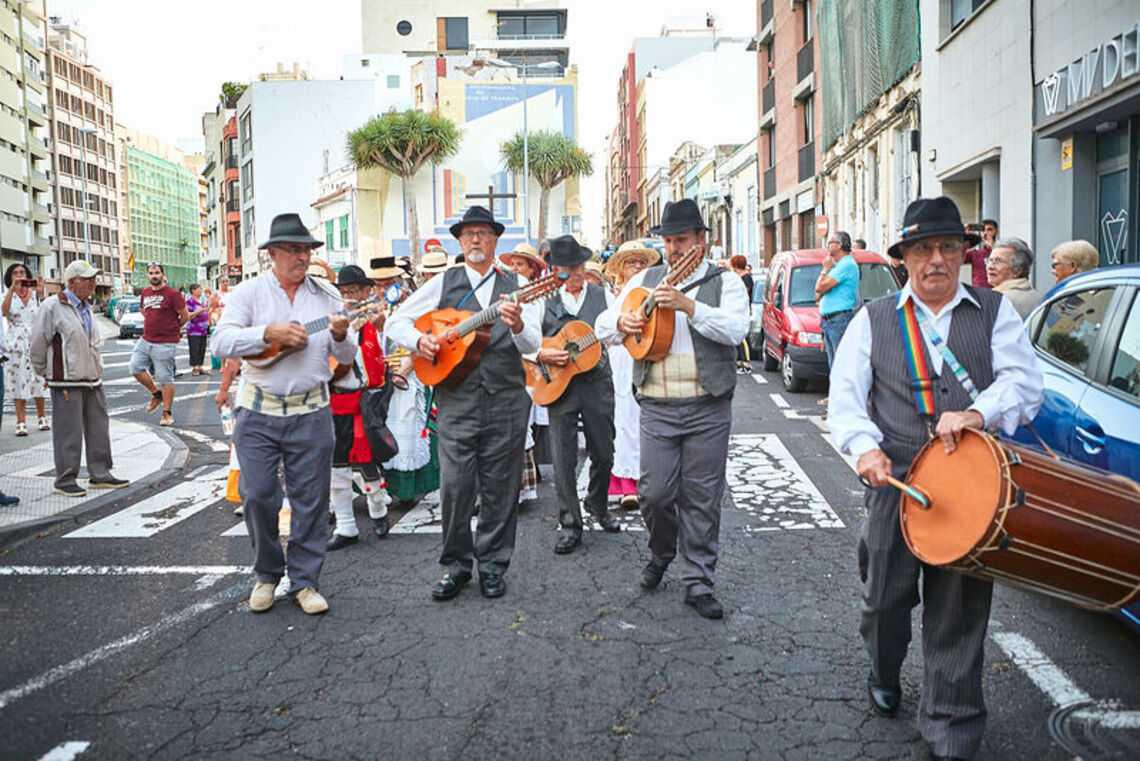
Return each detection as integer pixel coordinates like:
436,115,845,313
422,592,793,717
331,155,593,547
294,587,329,615
37,417,50,431
274,574,291,600
249,582,275,613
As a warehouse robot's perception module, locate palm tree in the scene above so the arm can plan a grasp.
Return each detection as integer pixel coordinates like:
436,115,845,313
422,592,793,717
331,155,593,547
500,131,593,241
219,82,247,108
347,109,461,268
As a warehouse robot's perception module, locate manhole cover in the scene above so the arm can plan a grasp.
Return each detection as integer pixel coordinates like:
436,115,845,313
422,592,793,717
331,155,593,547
1049,701,1140,760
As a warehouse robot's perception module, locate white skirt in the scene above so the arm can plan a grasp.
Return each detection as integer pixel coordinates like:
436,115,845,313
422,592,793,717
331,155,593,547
609,345,640,479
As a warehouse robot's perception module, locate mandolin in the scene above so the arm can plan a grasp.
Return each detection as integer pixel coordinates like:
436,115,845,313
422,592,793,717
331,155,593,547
243,295,381,369
620,246,704,361
523,320,603,405
413,270,565,388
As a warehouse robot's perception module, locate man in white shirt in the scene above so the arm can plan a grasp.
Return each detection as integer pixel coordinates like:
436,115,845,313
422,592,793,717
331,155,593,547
828,197,1043,761
212,213,355,616
537,235,621,555
387,205,539,601
597,199,749,620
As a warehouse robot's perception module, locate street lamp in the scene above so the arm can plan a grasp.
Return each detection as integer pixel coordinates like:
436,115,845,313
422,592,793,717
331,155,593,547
482,56,561,242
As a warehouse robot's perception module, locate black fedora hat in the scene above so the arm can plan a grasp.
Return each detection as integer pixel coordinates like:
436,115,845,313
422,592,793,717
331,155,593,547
369,256,406,280
259,212,323,250
547,234,592,267
887,196,980,259
449,205,505,239
651,199,709,236
336,264,372,288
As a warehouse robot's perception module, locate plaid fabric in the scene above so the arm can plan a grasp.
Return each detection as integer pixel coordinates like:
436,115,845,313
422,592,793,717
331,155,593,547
640,353,708,399
236,382,329,417
520,447,538,500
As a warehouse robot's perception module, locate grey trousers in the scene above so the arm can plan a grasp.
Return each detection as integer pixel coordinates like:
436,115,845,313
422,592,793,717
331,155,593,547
233,406,334,592
860,478,994,760
436,386,530,575
639,395,732,596
50,386,114,489
547,373,615,529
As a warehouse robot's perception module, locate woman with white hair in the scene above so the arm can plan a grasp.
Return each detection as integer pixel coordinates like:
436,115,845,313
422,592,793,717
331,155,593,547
986,237,1041,319
1050,239,1099,283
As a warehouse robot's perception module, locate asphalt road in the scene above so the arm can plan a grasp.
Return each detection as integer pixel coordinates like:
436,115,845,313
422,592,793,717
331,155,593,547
0,341,1137,761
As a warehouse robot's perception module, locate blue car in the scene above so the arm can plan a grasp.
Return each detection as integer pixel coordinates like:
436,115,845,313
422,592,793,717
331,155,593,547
1012,264,1140,631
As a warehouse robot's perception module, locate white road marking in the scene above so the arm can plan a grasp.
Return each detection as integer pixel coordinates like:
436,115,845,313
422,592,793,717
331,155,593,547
0,565,250,576
1066,706,1140,729
768,393,789,409
38,741,91,761
64,467,228,538
0,585,241,712
221,521,247,537
576,456,643,532
726,434,845,531
108,389,216,416
820,432,858,474
750,373,767,385
102,356,190,370
990,631,1092,706
171,428,228,452
191,574,224,591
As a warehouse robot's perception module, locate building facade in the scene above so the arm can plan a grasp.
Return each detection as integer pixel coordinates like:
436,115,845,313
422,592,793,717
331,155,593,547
122,143,199,290
0,1,52,282
720,137,760,265
756,0,823,260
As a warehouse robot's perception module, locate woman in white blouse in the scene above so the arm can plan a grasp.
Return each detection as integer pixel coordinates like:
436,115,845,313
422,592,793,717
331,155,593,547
2,263,48,436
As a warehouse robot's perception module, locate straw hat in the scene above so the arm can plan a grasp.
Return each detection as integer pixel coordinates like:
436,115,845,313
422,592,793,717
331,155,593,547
306,259,335,280
418,249,450,274
499,242,545,274
604,239,662,283
583,259,607,285
368,256,406,280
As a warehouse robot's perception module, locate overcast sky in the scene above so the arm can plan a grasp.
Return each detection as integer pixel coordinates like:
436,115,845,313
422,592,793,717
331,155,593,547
53,0,756,244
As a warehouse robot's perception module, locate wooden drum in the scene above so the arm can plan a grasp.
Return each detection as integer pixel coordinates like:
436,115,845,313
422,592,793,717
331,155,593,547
900,429,1140,611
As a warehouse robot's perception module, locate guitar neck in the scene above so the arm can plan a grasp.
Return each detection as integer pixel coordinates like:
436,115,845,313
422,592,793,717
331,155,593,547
454,302,502,337
302,315,330,335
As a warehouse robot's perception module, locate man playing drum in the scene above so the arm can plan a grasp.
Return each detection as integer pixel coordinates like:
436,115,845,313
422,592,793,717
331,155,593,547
827,197,1043,761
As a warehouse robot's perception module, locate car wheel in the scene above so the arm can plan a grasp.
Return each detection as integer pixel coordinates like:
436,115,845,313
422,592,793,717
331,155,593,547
762,341,779,372
781,351,806,392
119,330,127,339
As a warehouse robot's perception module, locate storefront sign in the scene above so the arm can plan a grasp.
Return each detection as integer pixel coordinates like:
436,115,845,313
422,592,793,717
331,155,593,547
816,215,829,239
1039,22,1140,118
228,264,242,277
1061,137,1073,171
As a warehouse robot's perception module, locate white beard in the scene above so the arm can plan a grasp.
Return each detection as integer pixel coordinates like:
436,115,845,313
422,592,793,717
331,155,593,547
466,250,487,264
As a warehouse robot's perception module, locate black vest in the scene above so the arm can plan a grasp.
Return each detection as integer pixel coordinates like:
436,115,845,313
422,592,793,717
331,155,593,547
866,287,1000,464
631,264,737,398
541,283,611,381
436,265,526,396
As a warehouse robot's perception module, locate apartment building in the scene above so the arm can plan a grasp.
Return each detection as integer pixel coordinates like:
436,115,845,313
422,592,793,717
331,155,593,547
0,0,52,281
45,16,119,297
181,153,210,283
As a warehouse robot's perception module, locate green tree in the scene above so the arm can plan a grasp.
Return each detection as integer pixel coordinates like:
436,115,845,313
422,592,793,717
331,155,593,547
500,130,593,241
347,109,461,267
219,82,247,108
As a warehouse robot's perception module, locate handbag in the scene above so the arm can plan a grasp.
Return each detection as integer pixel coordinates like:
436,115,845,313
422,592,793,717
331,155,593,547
359,370,399,463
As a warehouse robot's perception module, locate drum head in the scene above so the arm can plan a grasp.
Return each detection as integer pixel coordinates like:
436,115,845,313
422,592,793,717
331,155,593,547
900,430,1007,566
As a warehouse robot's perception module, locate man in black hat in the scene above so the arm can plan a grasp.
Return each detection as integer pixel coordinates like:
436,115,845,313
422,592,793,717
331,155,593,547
828,196,1043,760
538,234,620,555
387,205,541,601
327,265,393,551
597,198,750,620
213,212,356,616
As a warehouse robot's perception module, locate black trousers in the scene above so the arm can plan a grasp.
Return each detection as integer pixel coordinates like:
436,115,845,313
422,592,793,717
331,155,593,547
188,334,208,367
547,372,615,529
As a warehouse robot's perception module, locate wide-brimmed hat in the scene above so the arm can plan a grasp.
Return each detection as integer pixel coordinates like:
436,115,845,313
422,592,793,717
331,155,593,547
336,264,372,288
547,235,592,267
650,199,709,236
499,242,545,274
259,213,323,250
449,205,504,239
605,239,662,281
887,196,980,259
369,256,406,280
306,259,334,280
583,259,606,285
418,250,449,274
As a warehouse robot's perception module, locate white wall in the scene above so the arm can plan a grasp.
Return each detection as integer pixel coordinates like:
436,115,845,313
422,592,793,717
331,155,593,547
342,53,416,114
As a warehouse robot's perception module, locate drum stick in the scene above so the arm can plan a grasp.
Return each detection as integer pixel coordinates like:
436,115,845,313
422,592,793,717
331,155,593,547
858,475,932,509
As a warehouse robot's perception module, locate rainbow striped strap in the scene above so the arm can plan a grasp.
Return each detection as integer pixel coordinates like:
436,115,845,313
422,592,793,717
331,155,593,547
897,299,937,417
911,301,979,402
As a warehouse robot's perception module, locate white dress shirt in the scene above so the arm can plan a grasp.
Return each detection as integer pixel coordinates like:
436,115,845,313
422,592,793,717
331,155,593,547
212,272,358,396
560,283,613,315
386,264,541,354
596,260,750,351
828,283,1044,459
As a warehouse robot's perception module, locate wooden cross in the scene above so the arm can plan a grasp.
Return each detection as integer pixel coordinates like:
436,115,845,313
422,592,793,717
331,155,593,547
465,184,517,215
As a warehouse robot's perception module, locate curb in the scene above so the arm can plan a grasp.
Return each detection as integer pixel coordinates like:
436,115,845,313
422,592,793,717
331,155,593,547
0,425,190,550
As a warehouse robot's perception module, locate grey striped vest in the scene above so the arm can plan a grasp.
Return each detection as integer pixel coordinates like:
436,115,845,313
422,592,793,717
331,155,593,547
541,283,611,381
867,287,1000,464
436,265,525,395
631,264,736,398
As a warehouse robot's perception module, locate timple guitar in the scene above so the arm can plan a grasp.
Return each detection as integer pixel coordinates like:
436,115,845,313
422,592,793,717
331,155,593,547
413,270,565,388
523,320,603,405
243,296,381,369
620,246,704,361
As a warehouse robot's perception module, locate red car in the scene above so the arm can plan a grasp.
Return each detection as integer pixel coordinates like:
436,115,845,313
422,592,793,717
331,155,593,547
760,249,902,391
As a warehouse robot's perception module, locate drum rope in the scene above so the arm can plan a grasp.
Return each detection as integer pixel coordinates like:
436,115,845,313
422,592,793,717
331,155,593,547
1022,495,1140,543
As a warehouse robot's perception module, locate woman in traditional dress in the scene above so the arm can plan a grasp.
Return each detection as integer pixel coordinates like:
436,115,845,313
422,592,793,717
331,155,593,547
2,264,48,436
602,241,660,509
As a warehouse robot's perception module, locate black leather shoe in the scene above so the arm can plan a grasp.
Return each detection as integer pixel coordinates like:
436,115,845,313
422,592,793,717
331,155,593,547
479,572,506,598
431,571,472,601
684,593,724,620
326,533,359,552
867,673,901,716
591,510,621,533
926,745,967,761
640,560,668,590
372,515,390,539
554,528,582,555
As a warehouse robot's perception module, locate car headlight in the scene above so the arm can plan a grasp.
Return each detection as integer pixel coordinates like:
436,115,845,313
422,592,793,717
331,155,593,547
797,331,823,346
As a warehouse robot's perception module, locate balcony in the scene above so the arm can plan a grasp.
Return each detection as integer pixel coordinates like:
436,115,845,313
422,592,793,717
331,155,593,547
762,79,775,115
224,154,238,169
797,41,814,86
798,143,815,183
31,202,50,222
25,102,46,125
758,0,774,44
31,170,49,190
28,136,48,158
763,165,775,200
29,237,50,256
225,198,240,213
22,63,45,92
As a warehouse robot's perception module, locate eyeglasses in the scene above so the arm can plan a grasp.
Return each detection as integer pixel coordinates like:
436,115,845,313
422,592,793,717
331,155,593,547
903,239,965,258
984,256,1011,266
459,229,494,240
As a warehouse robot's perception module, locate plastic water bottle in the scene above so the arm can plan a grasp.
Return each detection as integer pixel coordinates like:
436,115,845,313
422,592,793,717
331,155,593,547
219,404,235,436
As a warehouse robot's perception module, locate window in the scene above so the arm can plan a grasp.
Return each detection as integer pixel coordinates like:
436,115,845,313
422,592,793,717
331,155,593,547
801,96,813,146
239,112,252,153
58,155,71,174
765,127,775,167
1035,289,1115,375
443,17,468,50
789,265,822,306
241,161,253,200
496,11,564,37
396,20,412,36
324,219,335,250
338,215,349,248
950,0,986,33
1109,297,1140,399
802,0,813,42
386,75,400,89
